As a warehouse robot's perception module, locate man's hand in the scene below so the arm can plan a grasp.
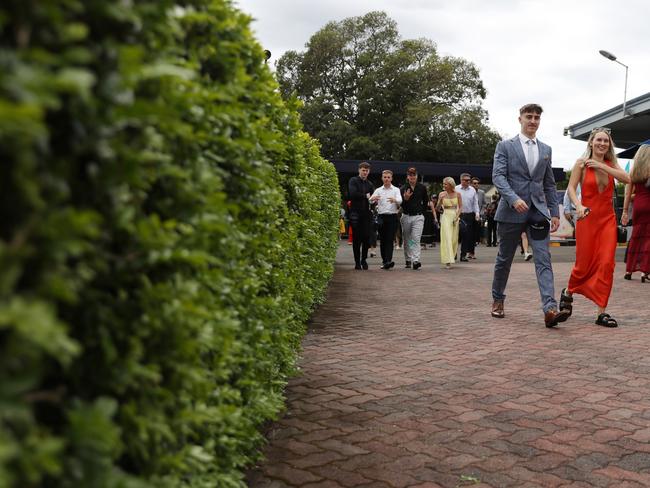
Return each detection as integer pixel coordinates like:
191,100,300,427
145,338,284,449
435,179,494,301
513,199,529,213
475,212,480,221
550,217,560,233
404,188,413,201
564,213,573,223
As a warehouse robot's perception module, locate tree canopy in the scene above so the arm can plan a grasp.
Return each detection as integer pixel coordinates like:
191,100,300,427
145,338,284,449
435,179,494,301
276,11,501,163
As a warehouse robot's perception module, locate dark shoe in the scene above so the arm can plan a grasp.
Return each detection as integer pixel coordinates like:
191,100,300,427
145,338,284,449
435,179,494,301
559,288,573,316
355,263,362,270
412,261,421,270
491,301,504,318
545,308,571,328
405,261,411,268
460,257,468,262
624,272,632,280
642,274,649,283
388,261,395,269
595,313,618,327
361,260,368,270
468,254,476,260
380,262,389,270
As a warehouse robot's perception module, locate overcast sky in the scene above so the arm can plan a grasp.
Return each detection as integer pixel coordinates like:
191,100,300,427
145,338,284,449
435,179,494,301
234,0,650,170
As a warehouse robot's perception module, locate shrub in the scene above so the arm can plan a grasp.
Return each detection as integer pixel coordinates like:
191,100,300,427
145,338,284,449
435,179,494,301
0,1,339,486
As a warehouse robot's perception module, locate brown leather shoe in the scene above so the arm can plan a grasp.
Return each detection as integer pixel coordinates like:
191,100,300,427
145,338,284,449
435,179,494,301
544,308,571,328
491,300,504,318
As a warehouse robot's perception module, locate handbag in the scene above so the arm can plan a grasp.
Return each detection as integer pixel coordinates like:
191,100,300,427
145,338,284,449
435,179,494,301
527,208,550,241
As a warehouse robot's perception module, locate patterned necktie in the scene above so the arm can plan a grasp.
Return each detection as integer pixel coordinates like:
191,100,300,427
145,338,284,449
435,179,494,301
526,139,536,174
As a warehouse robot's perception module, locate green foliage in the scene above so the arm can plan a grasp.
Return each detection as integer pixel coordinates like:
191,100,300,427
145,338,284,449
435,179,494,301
276,11,501,163
0,1,339,487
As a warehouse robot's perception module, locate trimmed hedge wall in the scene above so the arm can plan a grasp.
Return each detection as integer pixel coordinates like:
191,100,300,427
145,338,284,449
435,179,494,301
0,1,339,487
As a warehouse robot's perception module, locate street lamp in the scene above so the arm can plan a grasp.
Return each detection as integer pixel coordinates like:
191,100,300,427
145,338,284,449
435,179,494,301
599,49,630,117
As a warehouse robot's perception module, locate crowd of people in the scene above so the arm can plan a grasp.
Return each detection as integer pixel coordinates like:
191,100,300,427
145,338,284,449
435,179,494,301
343,164,531,271
343,102,650,328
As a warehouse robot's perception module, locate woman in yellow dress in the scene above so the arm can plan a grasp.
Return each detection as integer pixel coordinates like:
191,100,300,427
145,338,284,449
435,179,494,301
436,177,462,269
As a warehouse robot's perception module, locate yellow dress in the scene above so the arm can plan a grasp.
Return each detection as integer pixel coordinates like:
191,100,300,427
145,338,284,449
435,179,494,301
440,196,459,264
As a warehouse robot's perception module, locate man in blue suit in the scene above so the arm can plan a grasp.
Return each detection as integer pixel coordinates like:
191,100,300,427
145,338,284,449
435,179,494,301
490,104,570,327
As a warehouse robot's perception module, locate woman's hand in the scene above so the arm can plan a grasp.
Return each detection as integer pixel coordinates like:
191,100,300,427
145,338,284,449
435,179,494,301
621,211,629,226
584,159,607,171
575,204,588,220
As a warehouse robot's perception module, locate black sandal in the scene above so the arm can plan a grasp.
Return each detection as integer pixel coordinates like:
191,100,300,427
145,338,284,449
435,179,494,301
559,288,573,316
642,274,649,283
624,272,632,280
595,313,618,328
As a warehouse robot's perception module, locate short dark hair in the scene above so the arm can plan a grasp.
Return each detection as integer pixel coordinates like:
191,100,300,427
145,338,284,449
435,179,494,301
359,161,370,169
519,103,543,115
471,177,480,183
406,167,417,175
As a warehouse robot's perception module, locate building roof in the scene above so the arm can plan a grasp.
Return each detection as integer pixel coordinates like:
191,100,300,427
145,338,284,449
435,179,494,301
564,91,650,148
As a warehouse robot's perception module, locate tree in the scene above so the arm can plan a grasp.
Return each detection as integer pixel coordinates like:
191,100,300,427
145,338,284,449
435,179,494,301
276,11,501,163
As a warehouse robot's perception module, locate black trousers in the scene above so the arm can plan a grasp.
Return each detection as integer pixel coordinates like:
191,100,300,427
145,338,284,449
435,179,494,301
473,218,481,244
378,214,398,264
487,217,498,246
460,213,476,256
351,213,371,264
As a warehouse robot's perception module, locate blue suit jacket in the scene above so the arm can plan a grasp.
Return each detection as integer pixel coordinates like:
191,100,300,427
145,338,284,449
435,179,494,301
492,135,559,223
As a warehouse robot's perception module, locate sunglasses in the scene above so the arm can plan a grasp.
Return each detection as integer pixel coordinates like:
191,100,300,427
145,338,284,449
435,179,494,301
591,127,611,134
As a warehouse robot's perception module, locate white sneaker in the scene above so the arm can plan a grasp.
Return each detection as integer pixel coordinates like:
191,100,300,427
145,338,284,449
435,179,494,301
524,252,533,261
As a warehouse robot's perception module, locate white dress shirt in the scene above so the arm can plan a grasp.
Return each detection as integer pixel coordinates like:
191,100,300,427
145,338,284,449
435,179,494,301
455,185,480,214
518,132,539,171
371,184,402,214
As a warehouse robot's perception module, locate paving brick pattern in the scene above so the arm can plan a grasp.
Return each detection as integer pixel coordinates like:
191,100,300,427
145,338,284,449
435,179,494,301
248,244,650,487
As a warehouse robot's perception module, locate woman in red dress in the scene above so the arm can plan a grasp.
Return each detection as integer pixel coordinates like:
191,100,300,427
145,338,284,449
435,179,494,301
622,145,650,281
559,128,630,327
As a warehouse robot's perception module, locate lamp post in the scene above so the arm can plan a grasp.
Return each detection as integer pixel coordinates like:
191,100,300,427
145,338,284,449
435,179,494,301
599,49,629,116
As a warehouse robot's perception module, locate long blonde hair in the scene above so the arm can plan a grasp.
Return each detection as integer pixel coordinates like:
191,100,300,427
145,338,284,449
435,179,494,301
630,145,650,183
582,128,618,165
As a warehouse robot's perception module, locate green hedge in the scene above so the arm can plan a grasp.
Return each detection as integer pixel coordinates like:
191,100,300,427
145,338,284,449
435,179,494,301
0,1,340,486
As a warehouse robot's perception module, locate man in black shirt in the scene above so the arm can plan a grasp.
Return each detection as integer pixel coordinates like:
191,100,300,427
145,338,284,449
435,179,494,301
347,162,375,269
400,166,429,269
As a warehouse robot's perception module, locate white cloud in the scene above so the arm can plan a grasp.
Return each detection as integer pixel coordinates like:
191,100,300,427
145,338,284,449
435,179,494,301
235,0,650,169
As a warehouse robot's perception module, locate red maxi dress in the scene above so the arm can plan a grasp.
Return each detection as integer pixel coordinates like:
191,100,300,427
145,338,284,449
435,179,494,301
626,182,650,274
567,162,617,308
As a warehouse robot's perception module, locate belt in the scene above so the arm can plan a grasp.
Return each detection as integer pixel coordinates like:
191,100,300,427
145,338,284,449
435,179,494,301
403,212,423,216
461,212,474,215
379,213,398,216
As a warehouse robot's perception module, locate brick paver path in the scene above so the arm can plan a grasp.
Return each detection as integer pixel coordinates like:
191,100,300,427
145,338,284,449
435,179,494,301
248,243,650,487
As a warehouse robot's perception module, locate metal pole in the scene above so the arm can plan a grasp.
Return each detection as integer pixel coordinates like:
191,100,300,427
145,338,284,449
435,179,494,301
623,64,628,115
613,58,629,115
